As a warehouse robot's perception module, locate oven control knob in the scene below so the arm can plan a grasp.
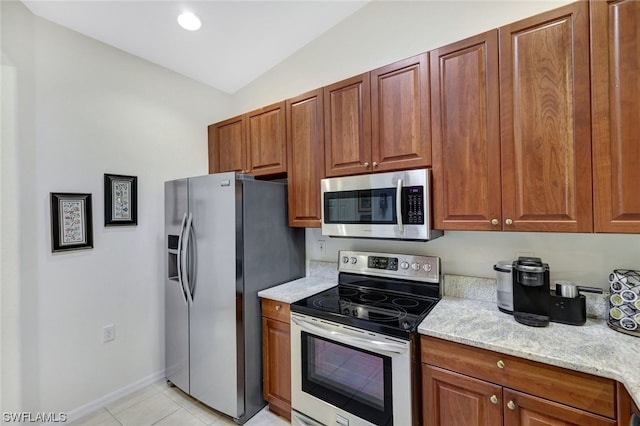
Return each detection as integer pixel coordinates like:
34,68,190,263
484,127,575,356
423,263,432,272
342,256,349,263
350,257,357,264
411,262,420,271
402,320,411,329
400,261,409,270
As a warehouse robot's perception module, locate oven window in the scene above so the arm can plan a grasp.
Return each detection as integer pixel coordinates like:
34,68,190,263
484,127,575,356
301,331,393,425
324,189,397,224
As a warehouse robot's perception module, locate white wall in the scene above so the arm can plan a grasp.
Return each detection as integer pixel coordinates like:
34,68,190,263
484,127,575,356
235,0,640,289
1,1,232,417
232,0,575,114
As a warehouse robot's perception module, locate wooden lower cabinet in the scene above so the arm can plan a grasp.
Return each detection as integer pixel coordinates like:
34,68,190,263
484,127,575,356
421,336,617,426
261,299,291,420
423,365,502,426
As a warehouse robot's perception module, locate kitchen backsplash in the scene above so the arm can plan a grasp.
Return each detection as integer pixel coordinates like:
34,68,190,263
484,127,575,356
308,260,339,281
444,274,610,320
307,261,609,321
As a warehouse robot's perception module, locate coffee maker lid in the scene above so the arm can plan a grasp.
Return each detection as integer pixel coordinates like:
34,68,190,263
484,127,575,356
513,256,547,272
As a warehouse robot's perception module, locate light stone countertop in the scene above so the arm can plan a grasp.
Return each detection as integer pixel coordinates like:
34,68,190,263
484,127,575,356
418,296,640,408
258,276,336,304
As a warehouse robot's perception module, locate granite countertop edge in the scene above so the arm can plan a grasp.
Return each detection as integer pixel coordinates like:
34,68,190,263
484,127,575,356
418,296,640,408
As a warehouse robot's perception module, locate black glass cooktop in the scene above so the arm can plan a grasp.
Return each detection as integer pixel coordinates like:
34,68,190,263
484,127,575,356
290,282,439,339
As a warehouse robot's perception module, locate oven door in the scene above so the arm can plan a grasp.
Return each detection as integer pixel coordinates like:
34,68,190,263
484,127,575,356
291,313,412,426
321,169,436,241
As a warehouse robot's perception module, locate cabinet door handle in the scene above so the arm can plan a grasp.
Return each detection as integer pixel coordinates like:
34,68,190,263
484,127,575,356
507,401,516,410
505,218,513,225
491,219,499,226
275,305,281,311
373,161,378,168
490,395,498,404
364,162,370,168
497,360,505,369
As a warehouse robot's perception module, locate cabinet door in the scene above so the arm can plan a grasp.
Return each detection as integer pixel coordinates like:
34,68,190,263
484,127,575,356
591,0,640,233
499,1,592,232
286,89,325,227
371,53,430,172
246,101,287,176
261,317,291,420
208,115,246,174
422,365,503,426
431,30,501,230
503,388,615,426
324,73,372,177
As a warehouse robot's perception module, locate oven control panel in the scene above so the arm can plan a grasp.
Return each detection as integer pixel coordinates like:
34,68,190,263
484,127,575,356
338,250,439,283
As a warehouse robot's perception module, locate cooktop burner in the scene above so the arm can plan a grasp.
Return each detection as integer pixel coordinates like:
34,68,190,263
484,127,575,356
290,250,441,339
293,284,437,337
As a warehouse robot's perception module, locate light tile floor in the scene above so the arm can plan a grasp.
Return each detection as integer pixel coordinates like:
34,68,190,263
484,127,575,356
69,380,290,426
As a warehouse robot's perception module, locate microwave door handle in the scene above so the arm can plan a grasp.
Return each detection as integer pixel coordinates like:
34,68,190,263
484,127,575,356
176,213,188,306
181,212,194,305
396,178,404,232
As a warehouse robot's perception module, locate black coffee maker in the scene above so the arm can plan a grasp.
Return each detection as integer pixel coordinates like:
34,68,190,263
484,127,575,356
512,257,550,327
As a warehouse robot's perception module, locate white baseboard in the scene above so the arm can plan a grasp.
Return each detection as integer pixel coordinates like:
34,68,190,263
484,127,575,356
44,370,165,425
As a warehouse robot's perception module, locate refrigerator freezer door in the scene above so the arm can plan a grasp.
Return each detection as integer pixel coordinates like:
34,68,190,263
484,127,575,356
165,179,190,394
188,173,241,418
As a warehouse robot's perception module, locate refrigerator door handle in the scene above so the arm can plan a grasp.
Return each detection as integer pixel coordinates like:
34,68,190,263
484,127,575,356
181,212,194,305
176,213,188,305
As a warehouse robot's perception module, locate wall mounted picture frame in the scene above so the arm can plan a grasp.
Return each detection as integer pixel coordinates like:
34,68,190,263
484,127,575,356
104,174,137,226
50,192,94,253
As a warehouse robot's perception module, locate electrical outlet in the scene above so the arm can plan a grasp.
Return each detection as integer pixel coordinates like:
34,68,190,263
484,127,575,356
103,324,115,342
318,240,326,255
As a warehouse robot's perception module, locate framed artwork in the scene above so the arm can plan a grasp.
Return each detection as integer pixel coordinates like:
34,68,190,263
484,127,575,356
50,192,94,252
104,174,137,226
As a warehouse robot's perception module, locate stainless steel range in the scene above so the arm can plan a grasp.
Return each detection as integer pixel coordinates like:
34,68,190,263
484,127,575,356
290,250,441,426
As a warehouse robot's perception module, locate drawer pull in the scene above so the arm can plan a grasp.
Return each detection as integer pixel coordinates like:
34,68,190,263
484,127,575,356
507,401,516,410
275,305,281,311
497,360,505,369
490,395,498,404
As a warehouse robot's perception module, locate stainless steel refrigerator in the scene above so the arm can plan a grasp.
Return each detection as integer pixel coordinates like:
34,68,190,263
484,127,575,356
164,172,305,424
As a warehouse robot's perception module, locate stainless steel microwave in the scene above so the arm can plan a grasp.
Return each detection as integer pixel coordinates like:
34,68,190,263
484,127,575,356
320,169,443,241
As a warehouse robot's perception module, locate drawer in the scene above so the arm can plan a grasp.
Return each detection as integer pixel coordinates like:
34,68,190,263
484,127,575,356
261,299,290,323
420,335,615,418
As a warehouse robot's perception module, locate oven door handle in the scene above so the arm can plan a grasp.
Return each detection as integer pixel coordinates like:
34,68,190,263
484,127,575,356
292,316,408,356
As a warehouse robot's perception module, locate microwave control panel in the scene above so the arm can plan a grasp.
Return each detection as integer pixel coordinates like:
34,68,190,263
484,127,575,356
402,186,424,224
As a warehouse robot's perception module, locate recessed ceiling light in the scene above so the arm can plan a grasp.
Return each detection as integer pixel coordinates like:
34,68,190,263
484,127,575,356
177,12,201,31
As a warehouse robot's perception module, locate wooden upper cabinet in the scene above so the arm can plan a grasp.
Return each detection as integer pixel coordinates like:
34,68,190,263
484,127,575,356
208,115,246,174
246,101,287,176
324,73,372,177
591,0,640,233
371,53,431,172
431,30,501,231
499,1,592,232
286,89,325,227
